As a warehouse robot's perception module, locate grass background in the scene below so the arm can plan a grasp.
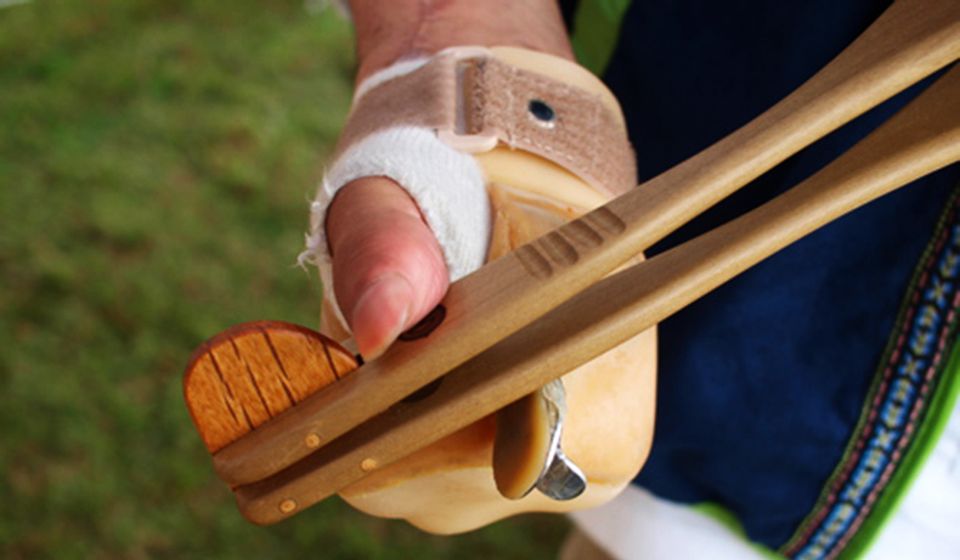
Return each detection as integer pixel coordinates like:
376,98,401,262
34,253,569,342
0,1,568,557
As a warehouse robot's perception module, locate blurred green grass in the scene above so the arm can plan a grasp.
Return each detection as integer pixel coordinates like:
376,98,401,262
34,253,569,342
0,1,567,557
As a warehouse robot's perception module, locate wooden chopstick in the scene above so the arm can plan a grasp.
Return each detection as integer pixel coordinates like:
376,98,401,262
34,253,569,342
213,0,960,488
232,61,960,525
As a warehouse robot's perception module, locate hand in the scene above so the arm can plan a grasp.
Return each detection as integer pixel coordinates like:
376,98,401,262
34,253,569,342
332,0,573,361
325,176,449,359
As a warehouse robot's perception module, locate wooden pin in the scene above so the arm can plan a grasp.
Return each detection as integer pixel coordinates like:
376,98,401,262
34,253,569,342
279,499,297,514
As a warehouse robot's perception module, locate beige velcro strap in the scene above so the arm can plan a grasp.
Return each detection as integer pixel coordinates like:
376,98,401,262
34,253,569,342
336,47,636,197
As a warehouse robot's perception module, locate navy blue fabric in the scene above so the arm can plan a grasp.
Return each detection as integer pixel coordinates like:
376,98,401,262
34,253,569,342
600,0,960,549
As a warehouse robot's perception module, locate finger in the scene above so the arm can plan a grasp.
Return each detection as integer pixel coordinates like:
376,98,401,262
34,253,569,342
326,176,450,359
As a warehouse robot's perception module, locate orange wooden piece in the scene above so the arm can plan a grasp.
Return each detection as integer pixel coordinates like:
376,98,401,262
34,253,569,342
183,321,358,453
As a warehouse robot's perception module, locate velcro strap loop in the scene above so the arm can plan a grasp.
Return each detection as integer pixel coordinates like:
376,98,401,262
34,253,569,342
336,48,636,197
463,56,636,195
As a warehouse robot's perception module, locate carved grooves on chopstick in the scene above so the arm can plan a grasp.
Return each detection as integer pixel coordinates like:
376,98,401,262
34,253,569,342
184,321,358,454
515,207,627,279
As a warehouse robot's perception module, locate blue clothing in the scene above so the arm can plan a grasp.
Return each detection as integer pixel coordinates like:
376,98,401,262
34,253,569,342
574,0,960,553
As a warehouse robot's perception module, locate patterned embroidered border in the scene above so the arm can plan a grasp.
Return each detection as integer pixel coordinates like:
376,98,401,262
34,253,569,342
779,188,960,560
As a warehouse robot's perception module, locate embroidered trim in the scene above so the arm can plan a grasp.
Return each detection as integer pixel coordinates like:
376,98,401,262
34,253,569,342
779,188,960,560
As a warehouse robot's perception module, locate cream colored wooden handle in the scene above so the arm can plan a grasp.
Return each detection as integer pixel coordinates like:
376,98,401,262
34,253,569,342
213,0,960,487
233,65,960,524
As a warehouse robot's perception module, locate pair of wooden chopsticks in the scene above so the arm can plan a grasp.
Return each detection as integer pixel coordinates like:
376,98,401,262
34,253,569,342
186,0,960,525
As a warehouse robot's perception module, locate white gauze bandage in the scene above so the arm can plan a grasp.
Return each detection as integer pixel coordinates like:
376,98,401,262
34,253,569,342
301,58,492,330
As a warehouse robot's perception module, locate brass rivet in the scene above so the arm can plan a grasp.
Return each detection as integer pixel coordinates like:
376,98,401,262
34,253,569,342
279,499,297,514
360,458,378,472
305,433,321,448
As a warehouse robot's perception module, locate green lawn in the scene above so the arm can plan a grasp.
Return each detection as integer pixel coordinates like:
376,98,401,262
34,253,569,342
0,1,567,557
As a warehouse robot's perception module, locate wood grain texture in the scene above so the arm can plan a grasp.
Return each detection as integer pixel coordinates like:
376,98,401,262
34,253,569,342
234,62,960,525
183,321,357,453
211,0,960,488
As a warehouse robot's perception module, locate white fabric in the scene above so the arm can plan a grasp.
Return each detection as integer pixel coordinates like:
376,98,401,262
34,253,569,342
570,485,765,560
864,398,960,560
570,399,960,560
301,52,492,329
301,126,490,327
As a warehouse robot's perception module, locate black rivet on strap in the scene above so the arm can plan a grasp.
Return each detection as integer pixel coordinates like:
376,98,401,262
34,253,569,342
528,99,556,125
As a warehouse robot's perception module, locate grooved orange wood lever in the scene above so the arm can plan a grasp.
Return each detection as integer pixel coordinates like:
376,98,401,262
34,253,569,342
184,321,357,455
183,0,960,525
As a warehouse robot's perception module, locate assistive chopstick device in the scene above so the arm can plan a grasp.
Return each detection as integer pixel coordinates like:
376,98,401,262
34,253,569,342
184,0,960,524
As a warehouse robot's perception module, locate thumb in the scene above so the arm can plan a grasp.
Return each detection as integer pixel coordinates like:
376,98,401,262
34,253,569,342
326,176,449,359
